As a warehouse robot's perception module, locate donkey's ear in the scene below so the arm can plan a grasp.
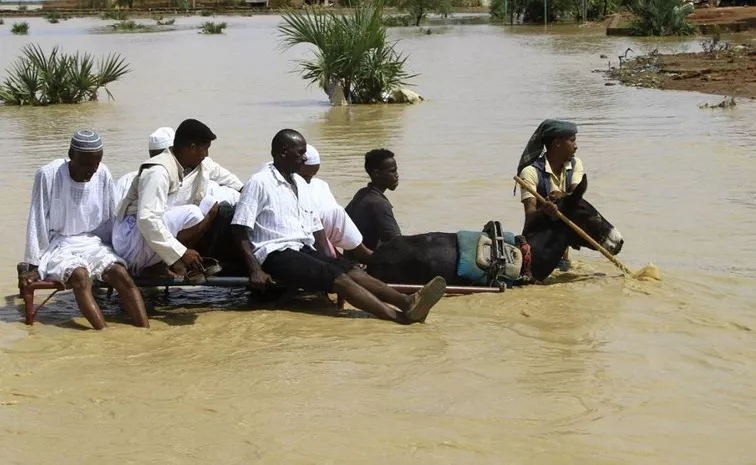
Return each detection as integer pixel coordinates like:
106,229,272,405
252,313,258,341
572,174,588,200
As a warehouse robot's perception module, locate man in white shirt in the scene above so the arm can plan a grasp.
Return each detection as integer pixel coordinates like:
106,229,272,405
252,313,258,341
298,144,373,264
21,130,149,330
231,129,447,325
113,119,240,278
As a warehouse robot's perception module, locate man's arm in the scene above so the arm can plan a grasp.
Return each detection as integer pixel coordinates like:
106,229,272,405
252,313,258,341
569,157,585,193
204,158,243,191
313,229,333,257
375,201,401,245
23,167,51,267
136,166,192,267
519,165,559,232
231,179,275,289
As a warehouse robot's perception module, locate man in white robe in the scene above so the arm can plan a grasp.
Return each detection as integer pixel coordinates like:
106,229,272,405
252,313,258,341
22,130,149,330
298,144,374,264
115,127,241,207
113,120,242,278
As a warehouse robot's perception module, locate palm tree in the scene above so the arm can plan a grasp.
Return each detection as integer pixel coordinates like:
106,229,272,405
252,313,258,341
0,44,130,106
278,0,417,104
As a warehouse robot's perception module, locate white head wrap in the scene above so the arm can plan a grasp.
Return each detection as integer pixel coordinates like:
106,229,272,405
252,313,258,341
148,127,176,151
305,144,320,166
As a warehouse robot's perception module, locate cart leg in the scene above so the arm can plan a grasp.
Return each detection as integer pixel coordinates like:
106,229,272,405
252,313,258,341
23,287,35,326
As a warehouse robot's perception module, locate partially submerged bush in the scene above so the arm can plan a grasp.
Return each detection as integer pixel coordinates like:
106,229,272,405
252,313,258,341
0,43,130,106
11,21,30,35
110,20,150,32
200,9,213,16
199,21,227,34
278,0,416,104
629,0,697,36
45,12,67,23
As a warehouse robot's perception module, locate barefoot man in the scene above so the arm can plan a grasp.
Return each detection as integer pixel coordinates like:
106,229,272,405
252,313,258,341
232,129,446,324
22,130,149,329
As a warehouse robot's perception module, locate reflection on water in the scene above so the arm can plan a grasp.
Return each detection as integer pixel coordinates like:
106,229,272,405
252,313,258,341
1,17,756,465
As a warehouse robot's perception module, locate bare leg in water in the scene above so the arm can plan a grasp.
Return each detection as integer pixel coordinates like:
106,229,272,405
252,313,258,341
332,270,446,324
67,267,107,330
331,273,411,324
103,264,149,328
346,268,412,310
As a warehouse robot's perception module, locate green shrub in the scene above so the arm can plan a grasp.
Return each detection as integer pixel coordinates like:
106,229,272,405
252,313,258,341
0,43,131,106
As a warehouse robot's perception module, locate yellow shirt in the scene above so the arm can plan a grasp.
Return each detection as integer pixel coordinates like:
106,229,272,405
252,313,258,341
518,156,584,202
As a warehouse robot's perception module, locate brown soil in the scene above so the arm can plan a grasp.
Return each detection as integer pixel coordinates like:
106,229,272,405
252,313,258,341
606,43,756,99
691,6,756,24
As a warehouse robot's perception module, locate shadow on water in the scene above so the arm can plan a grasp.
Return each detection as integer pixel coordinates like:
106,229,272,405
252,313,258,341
1,285,362,329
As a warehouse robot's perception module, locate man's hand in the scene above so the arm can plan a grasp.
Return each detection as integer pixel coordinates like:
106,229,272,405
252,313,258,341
248,270,275,291
540,201,559,217
21,268,40,286
180,249,202,270
207,202,220,219
548,191,566,202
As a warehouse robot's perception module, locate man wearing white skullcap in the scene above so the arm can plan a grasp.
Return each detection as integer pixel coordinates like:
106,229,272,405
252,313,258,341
115,127,176,202
21,130,150,330
299,144,374,264
114,120,243,279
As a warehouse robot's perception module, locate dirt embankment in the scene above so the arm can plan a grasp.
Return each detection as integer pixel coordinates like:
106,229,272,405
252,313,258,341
605,41,756,99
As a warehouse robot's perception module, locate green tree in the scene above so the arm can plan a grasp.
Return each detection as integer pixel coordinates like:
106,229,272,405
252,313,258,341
397,0,450,26
278,0,417,104
629,0,696,36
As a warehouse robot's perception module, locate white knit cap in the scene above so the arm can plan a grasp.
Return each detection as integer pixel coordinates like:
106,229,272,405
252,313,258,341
305,144,320,166
148,127,175,151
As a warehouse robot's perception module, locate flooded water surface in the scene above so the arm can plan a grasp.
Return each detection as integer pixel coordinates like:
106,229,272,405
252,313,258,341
1,16,755,464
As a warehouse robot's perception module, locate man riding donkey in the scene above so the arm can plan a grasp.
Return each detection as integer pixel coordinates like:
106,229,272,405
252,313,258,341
19,130,150,329
516,119,585,273
232,129,447,325
112,119,242,282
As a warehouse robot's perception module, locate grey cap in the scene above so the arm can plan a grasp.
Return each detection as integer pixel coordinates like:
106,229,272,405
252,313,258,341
70,130,104,152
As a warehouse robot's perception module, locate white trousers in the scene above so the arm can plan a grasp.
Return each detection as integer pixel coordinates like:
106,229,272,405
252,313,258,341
38,234,125,283
112,205,204,274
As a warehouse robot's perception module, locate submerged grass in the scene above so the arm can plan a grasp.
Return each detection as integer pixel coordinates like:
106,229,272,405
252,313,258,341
11,22,30,35
199,21,227,34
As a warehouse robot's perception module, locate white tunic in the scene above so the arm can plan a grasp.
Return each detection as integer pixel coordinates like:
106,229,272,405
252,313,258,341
232,164,322,264
308,178,363,251
24,159,124,282
112,157,242,273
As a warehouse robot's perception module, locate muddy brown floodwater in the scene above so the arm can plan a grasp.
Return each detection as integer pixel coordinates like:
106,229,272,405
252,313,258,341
1,16,756,465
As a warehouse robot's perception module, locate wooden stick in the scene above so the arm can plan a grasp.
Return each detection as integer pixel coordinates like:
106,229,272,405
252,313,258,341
514,175,633,275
